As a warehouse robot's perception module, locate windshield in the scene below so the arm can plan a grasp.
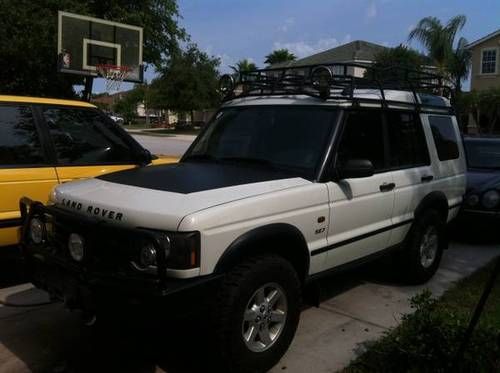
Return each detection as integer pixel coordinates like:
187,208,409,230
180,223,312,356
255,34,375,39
183,106,338,179
465,139,500,169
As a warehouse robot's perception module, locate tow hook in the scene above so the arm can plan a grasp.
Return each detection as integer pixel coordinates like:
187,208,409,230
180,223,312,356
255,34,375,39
81,311,97,327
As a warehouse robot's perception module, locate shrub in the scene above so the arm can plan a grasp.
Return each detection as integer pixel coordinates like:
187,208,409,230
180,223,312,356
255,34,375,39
345,290,500,373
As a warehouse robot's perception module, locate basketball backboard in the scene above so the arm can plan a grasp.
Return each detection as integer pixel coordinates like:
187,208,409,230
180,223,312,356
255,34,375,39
57,11,143,83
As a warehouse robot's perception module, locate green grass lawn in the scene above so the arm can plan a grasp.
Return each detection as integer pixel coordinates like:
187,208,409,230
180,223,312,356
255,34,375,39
344,259,500,372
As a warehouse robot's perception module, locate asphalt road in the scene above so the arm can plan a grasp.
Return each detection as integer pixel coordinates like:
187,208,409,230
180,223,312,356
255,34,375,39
131,134,195,157
1,238,498,373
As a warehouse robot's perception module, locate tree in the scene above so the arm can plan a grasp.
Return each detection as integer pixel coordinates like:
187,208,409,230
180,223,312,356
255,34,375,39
152,44,221,124
408,15,469,95
230,59,257,74
0,0,186,98
113,86,145,124
264,49,296,65
457,88,500,134
367,44,425,82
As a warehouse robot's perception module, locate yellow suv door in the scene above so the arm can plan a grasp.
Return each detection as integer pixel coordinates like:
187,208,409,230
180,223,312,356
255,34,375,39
0,104,59,247
38,105,147,182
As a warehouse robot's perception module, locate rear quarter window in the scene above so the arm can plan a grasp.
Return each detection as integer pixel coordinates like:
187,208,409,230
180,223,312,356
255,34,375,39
428,116,460,161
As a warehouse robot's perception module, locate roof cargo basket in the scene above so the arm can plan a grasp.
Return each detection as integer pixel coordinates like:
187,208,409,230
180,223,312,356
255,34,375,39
219,63,453,113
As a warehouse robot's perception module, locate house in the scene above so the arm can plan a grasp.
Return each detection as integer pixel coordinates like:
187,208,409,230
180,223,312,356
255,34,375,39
92,91,177,125
271,40,389,76
467,29,500,91
269,40,437,81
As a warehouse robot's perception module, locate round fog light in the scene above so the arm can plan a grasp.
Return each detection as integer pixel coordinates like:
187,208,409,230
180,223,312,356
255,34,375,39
68,233,85,262
29,218,44,244
482,190,500,209
466,194,479,207
140,245,157,268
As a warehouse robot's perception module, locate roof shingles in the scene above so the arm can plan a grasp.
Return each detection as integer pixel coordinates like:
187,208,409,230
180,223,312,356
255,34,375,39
271,40,388,68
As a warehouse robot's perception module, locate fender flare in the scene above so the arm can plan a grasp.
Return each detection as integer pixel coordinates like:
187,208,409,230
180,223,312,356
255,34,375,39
414,191,449,222
213,223,310,282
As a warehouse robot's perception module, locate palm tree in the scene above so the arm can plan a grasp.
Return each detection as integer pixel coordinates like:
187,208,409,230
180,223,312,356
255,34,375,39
448,37,472,95
408,15,472,95
264,49,297,65
230,59,257,74
408,15,466,76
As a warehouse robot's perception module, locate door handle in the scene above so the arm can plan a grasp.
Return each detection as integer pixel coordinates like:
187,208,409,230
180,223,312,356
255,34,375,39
421,175,434,183
379,182,396,192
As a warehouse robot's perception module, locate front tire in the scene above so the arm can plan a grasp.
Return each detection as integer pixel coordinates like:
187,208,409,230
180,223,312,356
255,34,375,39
215,255,301,373
401,209,446,284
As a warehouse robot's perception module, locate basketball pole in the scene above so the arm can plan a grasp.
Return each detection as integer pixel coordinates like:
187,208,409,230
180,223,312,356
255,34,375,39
82,76,94,102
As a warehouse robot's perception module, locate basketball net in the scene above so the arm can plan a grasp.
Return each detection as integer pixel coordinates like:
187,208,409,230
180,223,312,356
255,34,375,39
96,64,131,91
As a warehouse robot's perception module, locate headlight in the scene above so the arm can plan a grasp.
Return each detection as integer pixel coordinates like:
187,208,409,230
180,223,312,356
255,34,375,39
29,218,44,244
168,232,200,270
482,190,500,209
68,233,85,262
133,232,199,272
139,244,157,268
466,194,479,207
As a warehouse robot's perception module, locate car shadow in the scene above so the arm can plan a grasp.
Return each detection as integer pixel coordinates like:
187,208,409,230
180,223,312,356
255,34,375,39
0,275,376,373
0,295,226,373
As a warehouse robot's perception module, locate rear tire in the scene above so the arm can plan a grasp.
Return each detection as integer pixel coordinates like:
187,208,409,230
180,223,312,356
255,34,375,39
215,254,301,373
400,209,446,284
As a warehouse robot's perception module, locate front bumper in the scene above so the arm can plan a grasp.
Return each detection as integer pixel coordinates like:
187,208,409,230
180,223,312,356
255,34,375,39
19,198,220,311
459,208,500,220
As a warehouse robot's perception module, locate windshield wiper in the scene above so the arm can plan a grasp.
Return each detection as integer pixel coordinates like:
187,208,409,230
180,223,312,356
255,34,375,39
183,153,218,162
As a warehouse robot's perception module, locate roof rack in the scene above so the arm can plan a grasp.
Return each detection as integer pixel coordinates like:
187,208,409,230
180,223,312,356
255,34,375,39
219,62,453,113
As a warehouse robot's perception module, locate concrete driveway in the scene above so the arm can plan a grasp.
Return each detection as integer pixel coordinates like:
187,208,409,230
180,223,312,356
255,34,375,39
0,240,498,372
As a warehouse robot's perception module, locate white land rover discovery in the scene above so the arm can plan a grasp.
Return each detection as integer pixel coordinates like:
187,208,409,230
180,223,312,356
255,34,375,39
21,64,466,372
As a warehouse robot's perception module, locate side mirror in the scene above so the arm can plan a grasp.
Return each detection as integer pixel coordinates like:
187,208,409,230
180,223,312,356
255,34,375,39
138,148,153,166
338,159,374,179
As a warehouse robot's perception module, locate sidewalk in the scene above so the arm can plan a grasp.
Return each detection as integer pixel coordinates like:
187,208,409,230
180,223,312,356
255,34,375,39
270,242,499,372
125,128,197,142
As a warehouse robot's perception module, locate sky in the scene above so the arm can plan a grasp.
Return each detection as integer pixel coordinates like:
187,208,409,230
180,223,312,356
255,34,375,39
92,0,500,93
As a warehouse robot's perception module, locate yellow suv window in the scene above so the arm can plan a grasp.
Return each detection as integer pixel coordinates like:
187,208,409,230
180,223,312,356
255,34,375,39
42,106,141,165
0,105,46,166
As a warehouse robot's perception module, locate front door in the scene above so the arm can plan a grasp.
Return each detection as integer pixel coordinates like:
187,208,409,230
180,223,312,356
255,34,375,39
0,104,58,247
324,109,395,269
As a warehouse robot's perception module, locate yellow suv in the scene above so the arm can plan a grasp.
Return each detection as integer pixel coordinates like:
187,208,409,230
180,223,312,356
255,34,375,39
0,95,177,248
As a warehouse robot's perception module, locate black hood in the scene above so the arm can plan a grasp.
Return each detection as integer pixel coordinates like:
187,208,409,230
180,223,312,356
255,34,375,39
98,161,299,194
467,168,500,193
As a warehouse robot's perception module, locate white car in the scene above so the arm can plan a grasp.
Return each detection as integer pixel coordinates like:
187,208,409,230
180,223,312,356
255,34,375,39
21,65,466,372
108,113,124,125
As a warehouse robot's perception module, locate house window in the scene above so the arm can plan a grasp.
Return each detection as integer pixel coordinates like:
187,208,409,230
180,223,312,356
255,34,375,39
481,49,497,74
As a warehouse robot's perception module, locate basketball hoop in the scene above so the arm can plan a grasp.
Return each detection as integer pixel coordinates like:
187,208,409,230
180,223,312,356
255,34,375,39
96,64,132,91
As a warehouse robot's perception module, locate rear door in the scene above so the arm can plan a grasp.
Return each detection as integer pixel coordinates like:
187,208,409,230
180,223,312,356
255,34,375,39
324,109,395,269
386,111,433,247
0,104,58,247
38,106,142,182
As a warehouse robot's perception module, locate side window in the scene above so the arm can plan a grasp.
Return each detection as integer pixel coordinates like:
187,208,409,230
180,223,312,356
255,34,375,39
387,112,430,168
0,105,45,166
337,110,385,171
42,107,137,164
428,116,459,161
